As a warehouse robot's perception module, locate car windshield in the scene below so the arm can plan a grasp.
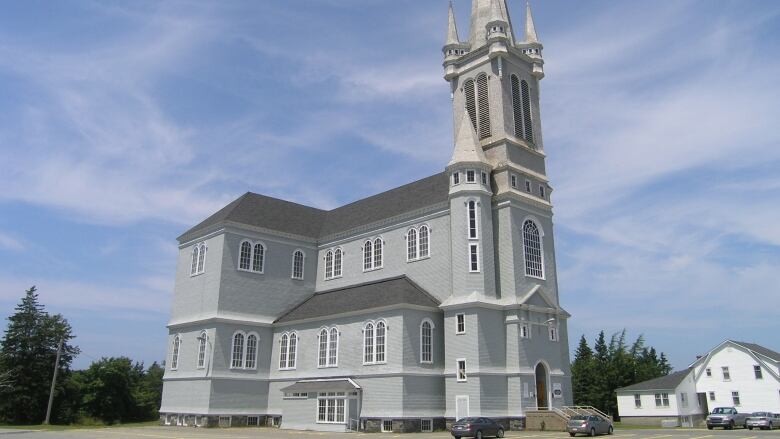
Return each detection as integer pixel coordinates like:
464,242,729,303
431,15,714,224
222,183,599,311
571,416,588,420
751,412,769,417
457,418,477,423
712,408,735,414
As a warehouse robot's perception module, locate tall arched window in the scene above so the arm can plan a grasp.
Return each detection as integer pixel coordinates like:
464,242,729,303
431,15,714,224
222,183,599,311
421,320,433,364
231,332,245,368
523,220,544,278
419,225,430,258
292,250,304,279
363,240,373,271
375,321,386,363
197,331,207,368
373,238,383,268
245,334,258,369
239,241,252,270
288,333,297,368
521,79,534,143
364,322,374,364
468,201,478,239
333,249,342,277
464,79,477,132
318,329,328,367
476,73,491,139
252,243,264,272
196,242,206,274
325,250,334,279
511,75,524,138
407,228,418,261
171,335,181,370
190,246,199,275
328,328,338,367
279,334,289,369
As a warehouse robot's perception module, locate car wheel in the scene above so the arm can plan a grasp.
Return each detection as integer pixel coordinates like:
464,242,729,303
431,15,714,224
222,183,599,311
570,434,576,437
608,426,614,435
590,428,596,437
476,431,483,439
748,426,753,430
769,422,773,429
707,426,713,430
728,421,735,430
497,428,505,438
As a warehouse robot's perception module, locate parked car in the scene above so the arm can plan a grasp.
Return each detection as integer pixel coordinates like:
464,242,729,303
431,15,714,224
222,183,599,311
706,407,749,430
568,415,613,437
746,412,780,430
450,417,505,439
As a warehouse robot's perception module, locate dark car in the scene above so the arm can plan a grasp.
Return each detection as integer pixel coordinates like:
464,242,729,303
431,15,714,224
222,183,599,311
450,417,505,439
568,414,613,437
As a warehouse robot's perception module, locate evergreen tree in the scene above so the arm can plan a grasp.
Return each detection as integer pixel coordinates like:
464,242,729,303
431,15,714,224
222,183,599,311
0,287,79,424
81,357,144,424
571,335,595,406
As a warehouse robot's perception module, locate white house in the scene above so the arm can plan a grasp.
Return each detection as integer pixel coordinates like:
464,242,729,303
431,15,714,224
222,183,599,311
616,340,780,427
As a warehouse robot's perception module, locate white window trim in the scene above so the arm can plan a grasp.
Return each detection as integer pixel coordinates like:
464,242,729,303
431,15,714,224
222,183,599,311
362,237,384,272
171,334,181,371
481,171,488,186
291,249,305,280
525,179,532,193
457,358,467,382
237,239,266,274
420,318,435,364
466,200,479,240
244,332,259,370
362,319,388,365
455,313,466,335
323,247,344,280
521,216,546,280
317,326,339,368
406,225,432,262
520,322,530,339
452,171,460,185
196,331,207,369
466,169,476,183
230,330,259,370
511,174,518,188
468,243,480,272
731,391,741,406
190,242,207,276
421,418,433,433
317,394,347,424
634,394,642,409
381,419,393,432
548,324,559,342
278,331,298,370
722,366,731,381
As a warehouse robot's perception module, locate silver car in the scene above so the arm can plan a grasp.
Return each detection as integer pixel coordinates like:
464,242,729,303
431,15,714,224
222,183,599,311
746,412,780,430
568,415,614,437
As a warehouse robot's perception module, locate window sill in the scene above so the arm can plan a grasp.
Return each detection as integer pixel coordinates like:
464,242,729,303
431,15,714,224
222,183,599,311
456,332,465,335
238,268,264,275
189,272,205,278
363,267,383,273
363,362,387,366
420,360,433,365
525,273,546,280
324,275,343,281
407,256,431,263
317,365,338,369
291,277,304,281
278,367,297,371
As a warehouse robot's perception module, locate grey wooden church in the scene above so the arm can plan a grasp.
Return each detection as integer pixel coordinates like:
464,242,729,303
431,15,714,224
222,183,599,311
160,0,573,432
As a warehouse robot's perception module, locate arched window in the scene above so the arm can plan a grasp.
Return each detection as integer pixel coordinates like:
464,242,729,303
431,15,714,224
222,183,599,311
364,322,374,364
363,240,373,271
333,249,342,277
325,250,334,279
521,79,534,143
419,225,430,258
523,220,544,278
407,228,418,261
288,333,297,368
253,243,264,272
318,329,328,367
511,75,524,138
245,334,258,369
375,321,386,363
279,334,289,369
190,246,199,275
196,242,206,274
239,241,252,270
328,328,338,367
476,73,491,139
468,201,478,239
421,320,433,363
373,238,383,268
171,335,181,370
292,250,304,279
464,79,477,132
197,331,207,368
231,332,245,368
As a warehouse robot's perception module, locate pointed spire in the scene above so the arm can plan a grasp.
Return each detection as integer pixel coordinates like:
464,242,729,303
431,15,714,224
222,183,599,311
468,0,515,48
525,1,539,43
449,111,488,167
446,1,460,46
489,0,504,23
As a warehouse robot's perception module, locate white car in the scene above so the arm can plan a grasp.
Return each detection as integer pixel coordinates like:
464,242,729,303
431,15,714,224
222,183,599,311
746,412,780,430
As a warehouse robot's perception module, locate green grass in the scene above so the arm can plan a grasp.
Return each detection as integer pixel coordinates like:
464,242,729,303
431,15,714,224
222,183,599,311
0,420,159,431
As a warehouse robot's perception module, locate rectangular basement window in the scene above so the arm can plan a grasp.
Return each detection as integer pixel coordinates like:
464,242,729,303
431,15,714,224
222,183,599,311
382,420,393,432
421,418,433,432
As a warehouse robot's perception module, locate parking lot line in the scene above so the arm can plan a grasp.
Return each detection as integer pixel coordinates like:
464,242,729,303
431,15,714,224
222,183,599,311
688,435,713,439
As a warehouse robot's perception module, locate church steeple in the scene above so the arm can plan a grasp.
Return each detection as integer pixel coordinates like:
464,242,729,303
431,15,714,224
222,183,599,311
468,0,515,49
524,1,539,43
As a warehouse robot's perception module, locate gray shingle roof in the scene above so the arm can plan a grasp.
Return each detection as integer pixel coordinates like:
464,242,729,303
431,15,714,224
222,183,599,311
178,172,449,243
733,341,780,361
616,369,691,392
275,276,440,324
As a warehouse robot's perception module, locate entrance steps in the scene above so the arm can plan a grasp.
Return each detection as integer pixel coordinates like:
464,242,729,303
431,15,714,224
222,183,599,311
525,406,611,431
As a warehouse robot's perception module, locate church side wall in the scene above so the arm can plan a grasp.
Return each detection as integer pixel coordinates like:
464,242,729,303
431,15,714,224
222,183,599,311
170,235,224,323
160,379,212,414
400,309,445,373
510,203,558,305
208,378,269,415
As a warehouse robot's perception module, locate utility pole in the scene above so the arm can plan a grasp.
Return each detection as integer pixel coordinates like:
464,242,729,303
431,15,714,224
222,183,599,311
43,339,63,425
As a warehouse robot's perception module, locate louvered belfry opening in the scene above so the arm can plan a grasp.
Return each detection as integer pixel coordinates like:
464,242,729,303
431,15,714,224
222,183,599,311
521,79,534,143
476,73,491,139
464,79,478,133
511,75,524,138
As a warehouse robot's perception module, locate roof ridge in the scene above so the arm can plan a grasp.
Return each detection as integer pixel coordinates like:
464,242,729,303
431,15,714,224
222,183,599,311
243,191,328,213
326,172,447,213
314,275,408,296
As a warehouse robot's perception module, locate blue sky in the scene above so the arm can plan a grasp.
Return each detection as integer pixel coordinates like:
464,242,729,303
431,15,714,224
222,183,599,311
1,0,779,370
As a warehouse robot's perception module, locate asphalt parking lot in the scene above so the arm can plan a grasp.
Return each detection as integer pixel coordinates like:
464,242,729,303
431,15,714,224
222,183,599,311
1,427,779,439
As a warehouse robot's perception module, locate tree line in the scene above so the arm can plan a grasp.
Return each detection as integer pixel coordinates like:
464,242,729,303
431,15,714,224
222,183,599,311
571,330,672,419
0,287,163,425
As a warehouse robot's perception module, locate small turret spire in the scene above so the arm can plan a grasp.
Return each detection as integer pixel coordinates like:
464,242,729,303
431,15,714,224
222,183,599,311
489,0,503,23
446,1,460,46
449,111,488,167
525,1,539,43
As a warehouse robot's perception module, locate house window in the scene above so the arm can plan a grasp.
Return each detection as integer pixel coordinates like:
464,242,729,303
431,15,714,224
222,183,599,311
456,314,465,334
245,334,258,369
722,366,730,381
292,250,304,279
325,251,333,279
466,170,476,183
709,391,715,401
680,392,688,408
549,326,558,341
523,220,544,278
190,242,206,276
419,225,430,258
539,185,546,199
333,249,342,277
457,359,467,382
754,365,763,379
318,328,338,367
373,238,383,268
239,241,265,273
520,323,529,338
231,332,245,368
467,200,478,239
324,248,343,280
317,397,345,424
280,334,288,369
382,420,393,432
655,393,669,407
705,368,711,377
363,240,372,270
171,335,181,370
279,332,298,369
634,394,642,408
363,238,383,270
407,228,418,261
732,391,740,406
421,419,433,432
453,172,460,185
240,241,251,270
481,172,488,185
511,175,517,188
421,320,433,364
525,180,531,192
197,332,207,368
363,320,386,365
469,244,479,272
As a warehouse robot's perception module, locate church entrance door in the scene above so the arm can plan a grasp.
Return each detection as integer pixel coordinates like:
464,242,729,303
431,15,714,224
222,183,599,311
535,362,548,409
